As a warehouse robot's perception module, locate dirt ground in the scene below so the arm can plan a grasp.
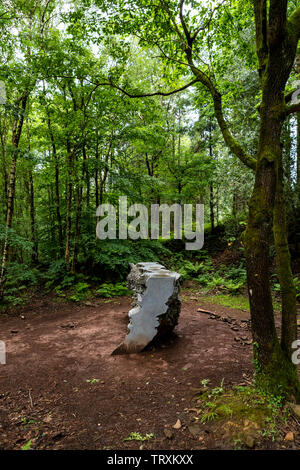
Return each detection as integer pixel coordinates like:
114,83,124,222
0,290,298,450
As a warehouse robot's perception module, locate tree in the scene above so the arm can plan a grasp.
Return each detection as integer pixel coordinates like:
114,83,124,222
90,0,300,397
0,0,55,299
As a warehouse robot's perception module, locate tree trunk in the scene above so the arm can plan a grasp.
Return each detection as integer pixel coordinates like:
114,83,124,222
99,129,114,205
65,140,73,266
0,93,28,301
95,132,99,208
71,181,82,274
0,130,8,216
46,113,63,257
210,183,215,230
28,169,38,263
82,144,90,207
297,112,300,205
26,119,38,264
244,89,300,397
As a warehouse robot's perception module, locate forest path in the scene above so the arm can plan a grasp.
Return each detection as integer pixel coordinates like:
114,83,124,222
0,293,257,449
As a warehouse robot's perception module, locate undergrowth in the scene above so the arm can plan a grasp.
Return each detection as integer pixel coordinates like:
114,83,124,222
192,380,289,447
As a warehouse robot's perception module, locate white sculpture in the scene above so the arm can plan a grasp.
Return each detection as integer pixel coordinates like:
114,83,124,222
112,262,181,354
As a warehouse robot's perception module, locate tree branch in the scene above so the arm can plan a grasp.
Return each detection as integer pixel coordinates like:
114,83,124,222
102,78,200,98
191,0,226,41
286,102,300,115
159,0,187,48
178,33,257,171
179,0,192,47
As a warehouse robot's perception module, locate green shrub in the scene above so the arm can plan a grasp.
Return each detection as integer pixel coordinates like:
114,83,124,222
91,239,172,280
44,259,71,290
68,282,91,302
95,282,131,298
2,262,40,305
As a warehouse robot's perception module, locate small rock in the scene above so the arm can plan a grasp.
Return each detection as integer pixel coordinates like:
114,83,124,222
285,432,294,441
173,419,181,429
10,330,18,334
60,322,75,329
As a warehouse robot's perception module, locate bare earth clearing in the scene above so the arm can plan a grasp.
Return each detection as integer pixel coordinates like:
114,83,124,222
0,290,299,450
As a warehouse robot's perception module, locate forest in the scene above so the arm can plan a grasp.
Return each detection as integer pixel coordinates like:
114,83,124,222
0,0,300,454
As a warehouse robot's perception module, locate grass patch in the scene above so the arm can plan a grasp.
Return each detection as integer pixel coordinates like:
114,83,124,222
192,381,288,447
123,432,155,442
198,293,281,313
199,294,250,311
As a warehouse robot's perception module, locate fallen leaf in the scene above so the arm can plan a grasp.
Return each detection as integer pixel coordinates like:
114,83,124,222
285,432,294,441
173,419,181,429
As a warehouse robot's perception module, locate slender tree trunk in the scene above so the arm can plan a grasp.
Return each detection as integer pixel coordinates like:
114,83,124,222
65,140,73,266
0,93,28,301
72,180,82,274
273,156,297,359
297,112,300,205
99,130,114,205
95,132,99,208
28,169,38,263
26,119,38,264
82,144,90,207
210,184,215,230
71,148,82,274
209,124,215,230
0,131,8,216
232,192,237,218
46,113,63,256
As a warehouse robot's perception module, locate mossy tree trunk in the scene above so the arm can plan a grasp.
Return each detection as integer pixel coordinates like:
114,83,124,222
242,0,300,397
177,0,300,396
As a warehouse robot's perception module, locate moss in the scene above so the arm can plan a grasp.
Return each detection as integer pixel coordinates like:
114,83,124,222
193,384,287,446
198,294,281,312
254,341,300,401
199,294,250,311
